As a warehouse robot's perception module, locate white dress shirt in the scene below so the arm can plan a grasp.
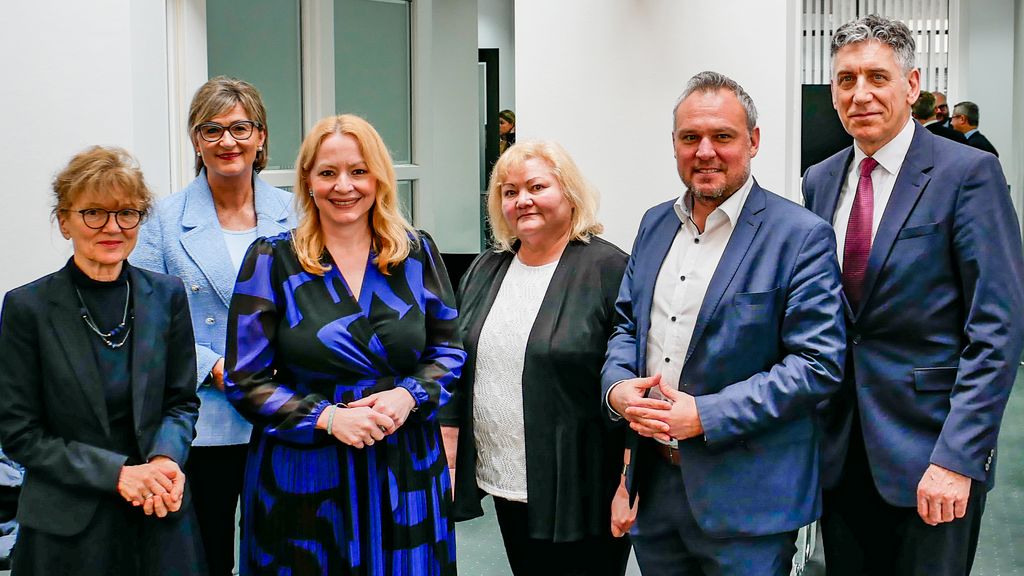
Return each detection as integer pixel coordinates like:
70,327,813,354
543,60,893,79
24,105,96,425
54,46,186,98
645,176,754,398
832,117,915,269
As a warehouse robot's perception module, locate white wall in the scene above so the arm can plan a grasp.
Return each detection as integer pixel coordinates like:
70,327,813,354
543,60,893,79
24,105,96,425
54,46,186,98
953,0,1017,212
0,1,170,296
514,0,801,250
478,0,515,111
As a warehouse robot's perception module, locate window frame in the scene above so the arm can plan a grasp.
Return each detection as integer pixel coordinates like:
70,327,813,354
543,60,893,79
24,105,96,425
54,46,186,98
165,0,430,219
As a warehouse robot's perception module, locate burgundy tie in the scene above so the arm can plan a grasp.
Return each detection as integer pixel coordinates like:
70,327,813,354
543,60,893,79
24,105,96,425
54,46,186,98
842,157,878,308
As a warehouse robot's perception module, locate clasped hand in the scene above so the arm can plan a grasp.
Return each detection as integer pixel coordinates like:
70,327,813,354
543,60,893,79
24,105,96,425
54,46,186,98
322,388,417,449
116,455,185,518
609,373,704,442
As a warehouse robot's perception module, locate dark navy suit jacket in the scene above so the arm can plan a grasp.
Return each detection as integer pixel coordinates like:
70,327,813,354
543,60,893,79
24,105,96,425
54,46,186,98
802,122,1024,507
602,182,847,538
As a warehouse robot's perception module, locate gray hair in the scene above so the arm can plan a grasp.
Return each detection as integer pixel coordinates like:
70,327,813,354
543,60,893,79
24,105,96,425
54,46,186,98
953,101,980,126
832,14,917,75
673,71,758,134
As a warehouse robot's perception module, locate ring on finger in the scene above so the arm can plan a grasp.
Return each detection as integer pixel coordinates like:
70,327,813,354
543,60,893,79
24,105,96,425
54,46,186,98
379,425,387,433
143,493,154,499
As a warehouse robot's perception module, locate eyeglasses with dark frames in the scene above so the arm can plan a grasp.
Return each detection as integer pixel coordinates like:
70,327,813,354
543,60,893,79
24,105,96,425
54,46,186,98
62,208,145,230
195,120,261,143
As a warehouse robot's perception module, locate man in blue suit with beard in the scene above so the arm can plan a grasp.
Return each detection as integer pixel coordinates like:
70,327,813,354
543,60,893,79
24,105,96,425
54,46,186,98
802,14,1024,575
603,71,847,575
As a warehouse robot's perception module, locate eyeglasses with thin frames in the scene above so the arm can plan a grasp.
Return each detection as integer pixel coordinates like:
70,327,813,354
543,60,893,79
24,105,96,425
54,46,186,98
194,120,261,143
62,208,145,230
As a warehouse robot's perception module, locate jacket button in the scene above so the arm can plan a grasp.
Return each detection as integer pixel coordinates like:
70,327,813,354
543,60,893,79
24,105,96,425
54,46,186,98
191,284,201,292
205,317,216,325
852,334,862,344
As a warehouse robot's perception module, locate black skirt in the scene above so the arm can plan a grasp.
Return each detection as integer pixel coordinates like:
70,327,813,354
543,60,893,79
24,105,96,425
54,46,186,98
11,493,206,576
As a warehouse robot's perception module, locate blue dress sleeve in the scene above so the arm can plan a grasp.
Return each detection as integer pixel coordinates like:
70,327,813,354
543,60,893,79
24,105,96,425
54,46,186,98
224,237,330,444
397,232,466,421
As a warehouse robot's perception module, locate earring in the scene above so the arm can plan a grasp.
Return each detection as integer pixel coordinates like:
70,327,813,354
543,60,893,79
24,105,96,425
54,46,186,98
308,189,314,197
257,146,264,152
196,150,201,157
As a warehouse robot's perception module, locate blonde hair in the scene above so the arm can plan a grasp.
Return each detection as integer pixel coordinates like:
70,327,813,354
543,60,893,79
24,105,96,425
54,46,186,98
188,76,269,176
292,114,415,275
487,140,603,252
52,146,153,220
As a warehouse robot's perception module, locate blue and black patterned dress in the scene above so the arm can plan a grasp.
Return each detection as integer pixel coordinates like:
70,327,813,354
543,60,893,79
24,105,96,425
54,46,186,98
225,231,465,576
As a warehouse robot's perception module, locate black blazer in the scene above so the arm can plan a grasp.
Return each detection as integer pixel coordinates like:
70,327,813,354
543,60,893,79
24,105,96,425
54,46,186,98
444,237,628,542
0,263,199,536
924,121,968,144
966,131,999,157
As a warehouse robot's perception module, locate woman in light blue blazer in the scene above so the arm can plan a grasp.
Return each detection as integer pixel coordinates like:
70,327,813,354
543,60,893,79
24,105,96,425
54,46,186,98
132,76,296,576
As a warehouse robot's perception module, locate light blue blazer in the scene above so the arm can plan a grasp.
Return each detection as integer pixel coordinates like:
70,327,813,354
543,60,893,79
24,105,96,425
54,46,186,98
132,170,296,446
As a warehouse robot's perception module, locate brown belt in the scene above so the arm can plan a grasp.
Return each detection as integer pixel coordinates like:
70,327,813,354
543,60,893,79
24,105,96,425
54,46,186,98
653,442,681,465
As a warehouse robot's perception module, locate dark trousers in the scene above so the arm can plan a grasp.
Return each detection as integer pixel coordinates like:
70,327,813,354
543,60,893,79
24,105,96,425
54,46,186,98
821,429,986,576
186,444,247,576
631,456,796,576
492,497,632,576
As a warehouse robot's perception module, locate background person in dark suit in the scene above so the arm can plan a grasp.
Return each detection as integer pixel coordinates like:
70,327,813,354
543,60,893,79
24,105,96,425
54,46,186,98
0,146,204,575
603,71,846,576
803,14,1024,575
951,100,1000,157
443,140,632,575
912,91,967,144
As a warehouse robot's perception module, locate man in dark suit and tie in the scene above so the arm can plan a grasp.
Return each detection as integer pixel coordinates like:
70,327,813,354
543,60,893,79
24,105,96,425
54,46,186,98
912,91,967,144
802,14,1024,575
951,100,1000,157
602,71,847,575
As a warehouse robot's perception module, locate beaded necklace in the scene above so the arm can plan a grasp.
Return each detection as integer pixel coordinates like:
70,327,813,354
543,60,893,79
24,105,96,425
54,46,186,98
75,279,133,349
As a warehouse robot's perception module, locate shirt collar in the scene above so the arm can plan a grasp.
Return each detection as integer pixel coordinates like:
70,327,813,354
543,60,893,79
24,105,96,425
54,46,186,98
853,116,915,176
673,174,754,228
964,128,978,139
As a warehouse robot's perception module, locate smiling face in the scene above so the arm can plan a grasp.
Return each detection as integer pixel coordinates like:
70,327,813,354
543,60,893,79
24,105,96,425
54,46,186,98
194,102,266,185
672,89,760,202
499,157,573,248
59,188,141,280
831,40,920,156
308,133,378,234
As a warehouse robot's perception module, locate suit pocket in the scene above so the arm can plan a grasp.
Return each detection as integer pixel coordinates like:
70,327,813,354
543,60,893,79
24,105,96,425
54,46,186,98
733,287,781,307
896,222,942,240
913,367,957,391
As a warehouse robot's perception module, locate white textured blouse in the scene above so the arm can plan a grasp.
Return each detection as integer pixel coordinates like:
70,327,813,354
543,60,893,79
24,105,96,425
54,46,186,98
472,255,559,502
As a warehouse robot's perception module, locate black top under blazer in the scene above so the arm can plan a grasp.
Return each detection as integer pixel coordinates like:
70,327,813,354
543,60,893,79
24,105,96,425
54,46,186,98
444,237,628,542
0,263,199,537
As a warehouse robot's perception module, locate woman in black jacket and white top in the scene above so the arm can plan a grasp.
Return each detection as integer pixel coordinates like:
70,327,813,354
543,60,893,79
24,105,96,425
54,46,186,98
441,140,633,575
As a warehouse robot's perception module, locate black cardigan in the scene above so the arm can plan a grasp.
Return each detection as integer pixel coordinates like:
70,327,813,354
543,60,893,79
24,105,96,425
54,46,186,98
443,237,628,542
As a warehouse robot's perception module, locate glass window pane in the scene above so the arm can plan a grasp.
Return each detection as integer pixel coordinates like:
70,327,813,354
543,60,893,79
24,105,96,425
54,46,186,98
397,180,414,221
334,0,412,163
206,0,302,171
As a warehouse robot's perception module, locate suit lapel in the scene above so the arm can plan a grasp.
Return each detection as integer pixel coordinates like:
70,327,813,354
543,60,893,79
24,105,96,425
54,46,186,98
129,266,156,436
856,125,933,319
685,184,765,364
636,205,683,371
47,268,111,437
822,150,856,319
462,254,514,365
254,176,294,238
180,176,236,307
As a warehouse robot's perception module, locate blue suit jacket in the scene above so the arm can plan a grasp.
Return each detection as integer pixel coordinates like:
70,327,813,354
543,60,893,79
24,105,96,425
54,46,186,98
131,171,296,446
802,123,1024,507
602,182,846,538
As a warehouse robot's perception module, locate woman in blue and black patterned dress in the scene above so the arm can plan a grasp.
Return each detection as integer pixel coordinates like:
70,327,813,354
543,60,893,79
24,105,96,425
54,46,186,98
225,114,465,576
